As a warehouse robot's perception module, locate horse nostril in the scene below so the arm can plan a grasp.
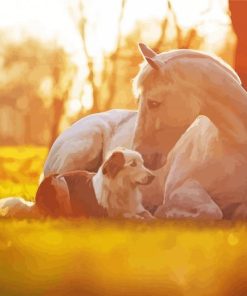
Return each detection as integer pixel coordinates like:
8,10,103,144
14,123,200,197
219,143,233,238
146,174,155,184
145,175,154,185
143,153,166,170
135,146,166,170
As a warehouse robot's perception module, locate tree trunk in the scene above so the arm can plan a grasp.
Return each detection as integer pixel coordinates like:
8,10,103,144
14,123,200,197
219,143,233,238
48,98,65,148
229,0,247,88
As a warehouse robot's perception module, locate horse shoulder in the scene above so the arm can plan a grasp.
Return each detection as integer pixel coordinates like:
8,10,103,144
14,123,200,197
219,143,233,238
44,109,137,176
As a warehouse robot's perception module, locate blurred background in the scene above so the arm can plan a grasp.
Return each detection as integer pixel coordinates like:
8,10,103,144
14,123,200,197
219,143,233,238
0,0,245,147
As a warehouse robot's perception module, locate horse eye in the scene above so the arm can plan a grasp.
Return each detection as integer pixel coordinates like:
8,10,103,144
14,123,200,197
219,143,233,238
147,99,161,109
130,160,137,167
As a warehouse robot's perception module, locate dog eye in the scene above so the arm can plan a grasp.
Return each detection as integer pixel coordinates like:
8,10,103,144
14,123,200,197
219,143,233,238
130,160,137,167
147,99,161,109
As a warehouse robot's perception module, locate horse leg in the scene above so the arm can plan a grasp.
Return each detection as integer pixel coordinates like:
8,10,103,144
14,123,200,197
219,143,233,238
138,116,221,212
154,116,232,219
230,203,247,219
155,179,223,219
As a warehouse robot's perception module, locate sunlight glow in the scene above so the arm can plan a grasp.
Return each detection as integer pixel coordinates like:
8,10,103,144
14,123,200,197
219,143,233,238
0,0,231,115
0,0,228,54
67,99,83,116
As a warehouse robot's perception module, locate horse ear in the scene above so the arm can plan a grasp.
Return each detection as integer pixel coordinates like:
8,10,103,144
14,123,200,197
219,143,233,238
145,57,163,71
138,43,163,71
138,43,157,58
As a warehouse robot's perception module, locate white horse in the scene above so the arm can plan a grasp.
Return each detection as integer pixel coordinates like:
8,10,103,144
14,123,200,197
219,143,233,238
133,43,247,219
44,43,247,219
44,109,136,175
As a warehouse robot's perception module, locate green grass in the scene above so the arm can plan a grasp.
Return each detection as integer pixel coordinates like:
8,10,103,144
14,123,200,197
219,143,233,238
0,147,247,296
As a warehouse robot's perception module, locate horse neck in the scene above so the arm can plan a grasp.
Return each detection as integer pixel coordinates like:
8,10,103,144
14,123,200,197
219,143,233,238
204,79,247,146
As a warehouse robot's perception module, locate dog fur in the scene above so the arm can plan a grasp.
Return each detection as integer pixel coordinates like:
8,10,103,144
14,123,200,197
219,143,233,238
0,148,154,219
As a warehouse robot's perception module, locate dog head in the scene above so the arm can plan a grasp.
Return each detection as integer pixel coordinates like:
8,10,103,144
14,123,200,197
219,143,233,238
102,147,155,186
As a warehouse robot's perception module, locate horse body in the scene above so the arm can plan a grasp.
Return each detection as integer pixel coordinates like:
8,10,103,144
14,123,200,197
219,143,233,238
133,46,245,166
44,44,247,219
134,44,247,218
155,116,247,219
44,109,136,177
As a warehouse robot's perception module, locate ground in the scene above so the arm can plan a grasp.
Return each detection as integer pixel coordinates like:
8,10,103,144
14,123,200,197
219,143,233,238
0,146,247,296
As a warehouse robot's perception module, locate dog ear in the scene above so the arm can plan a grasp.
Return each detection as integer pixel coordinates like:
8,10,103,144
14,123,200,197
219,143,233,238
102,151,125,178
35,174,71,217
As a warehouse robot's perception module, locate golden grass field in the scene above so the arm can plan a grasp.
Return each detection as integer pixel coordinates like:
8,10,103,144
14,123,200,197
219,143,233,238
0,146,247,296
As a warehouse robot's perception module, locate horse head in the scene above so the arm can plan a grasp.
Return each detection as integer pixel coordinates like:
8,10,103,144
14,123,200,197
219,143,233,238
132,43,245,170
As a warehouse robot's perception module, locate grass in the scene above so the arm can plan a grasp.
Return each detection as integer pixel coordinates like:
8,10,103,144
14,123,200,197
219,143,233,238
0,146,47,200
0,146,247,296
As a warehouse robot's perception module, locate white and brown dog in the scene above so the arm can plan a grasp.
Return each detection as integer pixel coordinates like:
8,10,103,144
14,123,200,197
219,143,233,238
0,148,154,219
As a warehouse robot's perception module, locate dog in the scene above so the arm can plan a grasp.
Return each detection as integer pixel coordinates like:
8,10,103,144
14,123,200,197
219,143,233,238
0,148,154,219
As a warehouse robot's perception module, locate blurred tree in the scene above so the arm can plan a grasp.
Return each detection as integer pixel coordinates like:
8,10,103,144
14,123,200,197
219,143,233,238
46,47,77,148
69,0,214,116
0,37,76,146
0,0,237,146
70,0,127,114
165,0,206,50
229,0,247,88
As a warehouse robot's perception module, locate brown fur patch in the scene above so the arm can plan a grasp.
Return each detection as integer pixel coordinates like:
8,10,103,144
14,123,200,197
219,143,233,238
102,151,125,178
35,174,67,217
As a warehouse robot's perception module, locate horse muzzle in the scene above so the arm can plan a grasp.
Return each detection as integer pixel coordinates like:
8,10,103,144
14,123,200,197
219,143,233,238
135,146,167,170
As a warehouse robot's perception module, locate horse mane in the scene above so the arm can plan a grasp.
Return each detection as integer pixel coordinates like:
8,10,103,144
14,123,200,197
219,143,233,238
159,49,241,84
132,62,156,98
133,49,241,98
